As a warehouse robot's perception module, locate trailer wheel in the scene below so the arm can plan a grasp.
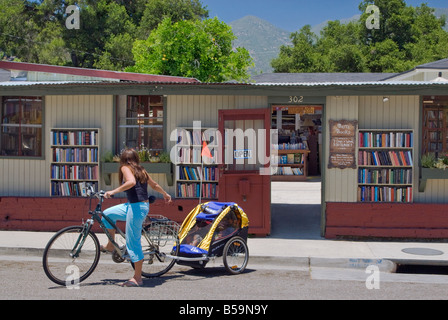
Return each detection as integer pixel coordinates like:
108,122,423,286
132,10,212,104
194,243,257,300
223,236,249,275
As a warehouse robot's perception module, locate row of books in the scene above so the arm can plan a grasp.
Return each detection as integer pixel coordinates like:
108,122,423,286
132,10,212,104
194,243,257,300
358,168,412,185
359,132,413,148
51,181,98,197
52,148,98,163
175,146,218,164
358,150,413,166
177,165,219,181
357,186,413,203
177,182,218,199
272,142,308,150
274,166,303,176
51,130,98,146
273,153,305,165
51,165,99,180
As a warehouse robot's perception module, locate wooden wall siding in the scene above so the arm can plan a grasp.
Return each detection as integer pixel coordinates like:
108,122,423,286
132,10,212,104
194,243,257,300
358,96,419,130
324,96,359,202
166,95,267,140
420,180,448,204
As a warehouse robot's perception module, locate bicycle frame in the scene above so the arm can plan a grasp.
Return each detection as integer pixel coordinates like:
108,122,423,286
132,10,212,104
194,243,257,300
70,191,126,259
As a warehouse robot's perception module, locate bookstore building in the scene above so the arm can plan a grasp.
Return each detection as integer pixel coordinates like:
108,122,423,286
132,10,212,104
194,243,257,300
1,59,448,239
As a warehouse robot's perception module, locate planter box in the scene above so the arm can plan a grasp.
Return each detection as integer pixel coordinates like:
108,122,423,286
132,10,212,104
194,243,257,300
102,162,173,186
419,167,448,192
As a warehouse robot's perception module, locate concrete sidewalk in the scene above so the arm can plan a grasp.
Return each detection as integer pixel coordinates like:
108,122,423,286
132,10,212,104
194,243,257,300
1,181,448,270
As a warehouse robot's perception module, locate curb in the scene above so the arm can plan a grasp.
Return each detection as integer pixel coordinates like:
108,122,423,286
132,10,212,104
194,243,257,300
2,246,393,271
5,246,447,272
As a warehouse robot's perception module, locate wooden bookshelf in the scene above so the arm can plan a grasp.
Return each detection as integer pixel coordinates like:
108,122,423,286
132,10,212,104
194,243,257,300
174,127,219,199
271,149,310,181
50,128,100,197
357,129,414,203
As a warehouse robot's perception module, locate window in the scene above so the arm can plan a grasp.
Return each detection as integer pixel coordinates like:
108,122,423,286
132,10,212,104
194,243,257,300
1,96,43,157
422,96,448,156
118,96,164,152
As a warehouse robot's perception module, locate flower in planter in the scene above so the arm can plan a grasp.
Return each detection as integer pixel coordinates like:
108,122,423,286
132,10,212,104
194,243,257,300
107,147,171,164
421,153,448,170
434,154,448,170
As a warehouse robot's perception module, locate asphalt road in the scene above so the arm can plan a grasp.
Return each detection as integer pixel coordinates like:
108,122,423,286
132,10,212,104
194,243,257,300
1,254,448,302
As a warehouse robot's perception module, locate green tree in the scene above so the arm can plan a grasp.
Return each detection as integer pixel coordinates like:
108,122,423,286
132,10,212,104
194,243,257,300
0,0,209,71
127,17,254,82
137,0,209,39
272,0,448,73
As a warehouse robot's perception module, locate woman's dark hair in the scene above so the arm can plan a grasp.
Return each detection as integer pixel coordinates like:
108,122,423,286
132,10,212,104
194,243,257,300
119,149,149,184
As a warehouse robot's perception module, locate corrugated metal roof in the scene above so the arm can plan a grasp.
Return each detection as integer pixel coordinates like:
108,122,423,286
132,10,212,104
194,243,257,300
252,81,448,86
251,72,398,83
0,81,109,86
1,80,448,88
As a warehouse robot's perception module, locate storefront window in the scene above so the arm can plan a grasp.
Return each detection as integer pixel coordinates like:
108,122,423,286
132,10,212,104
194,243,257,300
0,96,43,157
422,96,448,156
118,95,164,152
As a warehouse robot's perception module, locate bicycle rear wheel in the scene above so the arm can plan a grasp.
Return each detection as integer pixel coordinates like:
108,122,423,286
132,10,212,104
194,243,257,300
42,226,100,286
135,223,180,278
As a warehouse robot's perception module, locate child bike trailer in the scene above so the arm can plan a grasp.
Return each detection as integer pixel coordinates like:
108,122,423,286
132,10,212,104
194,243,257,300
176,201,249,274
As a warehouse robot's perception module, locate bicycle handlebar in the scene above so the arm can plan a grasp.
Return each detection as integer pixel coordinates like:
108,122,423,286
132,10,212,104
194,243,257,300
85,184,157,204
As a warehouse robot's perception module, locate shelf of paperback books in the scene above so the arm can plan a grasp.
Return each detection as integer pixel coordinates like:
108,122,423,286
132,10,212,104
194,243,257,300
174,127,219,199
357,130,414,203
271,149,310,181
50,128,100,197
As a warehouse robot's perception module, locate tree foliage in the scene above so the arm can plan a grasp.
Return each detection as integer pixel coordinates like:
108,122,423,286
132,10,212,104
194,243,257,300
272,0,448,73
127,17,253,82
0,0,209,71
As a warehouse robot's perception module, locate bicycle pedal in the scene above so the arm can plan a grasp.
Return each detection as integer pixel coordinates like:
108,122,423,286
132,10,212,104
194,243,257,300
112,250,125,263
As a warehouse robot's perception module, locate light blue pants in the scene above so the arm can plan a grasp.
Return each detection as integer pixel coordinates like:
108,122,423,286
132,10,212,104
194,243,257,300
102,202,149,263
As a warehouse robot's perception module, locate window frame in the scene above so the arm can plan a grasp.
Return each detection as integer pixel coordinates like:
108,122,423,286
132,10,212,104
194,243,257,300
116,95,166,153
0,96,44,159
422,96,448,157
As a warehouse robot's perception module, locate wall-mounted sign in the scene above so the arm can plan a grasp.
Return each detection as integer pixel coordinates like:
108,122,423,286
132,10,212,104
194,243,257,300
234,149,252,159
272,105,322,115
328,119,358,169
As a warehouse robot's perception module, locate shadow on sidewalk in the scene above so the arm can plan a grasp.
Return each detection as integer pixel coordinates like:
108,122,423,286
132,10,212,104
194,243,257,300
270,203,323,240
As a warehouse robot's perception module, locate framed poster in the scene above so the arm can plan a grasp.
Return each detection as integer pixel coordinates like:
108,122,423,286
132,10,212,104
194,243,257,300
328,119,358,169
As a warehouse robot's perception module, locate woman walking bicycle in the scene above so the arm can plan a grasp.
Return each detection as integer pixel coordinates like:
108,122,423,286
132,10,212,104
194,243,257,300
101,148,172,287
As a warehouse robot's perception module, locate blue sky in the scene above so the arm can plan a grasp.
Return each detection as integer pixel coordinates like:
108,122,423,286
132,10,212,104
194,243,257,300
201,0,446,31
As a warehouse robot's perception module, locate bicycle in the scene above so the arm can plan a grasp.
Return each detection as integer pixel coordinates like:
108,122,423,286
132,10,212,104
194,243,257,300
42,184,180,286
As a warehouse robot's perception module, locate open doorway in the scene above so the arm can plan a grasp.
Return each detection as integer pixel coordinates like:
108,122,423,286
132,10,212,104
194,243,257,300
271,105,322,180
270,105,323,239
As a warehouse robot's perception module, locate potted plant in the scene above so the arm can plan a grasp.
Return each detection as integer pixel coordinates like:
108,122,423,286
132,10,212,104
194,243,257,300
101,147,173,186
419,153,448,192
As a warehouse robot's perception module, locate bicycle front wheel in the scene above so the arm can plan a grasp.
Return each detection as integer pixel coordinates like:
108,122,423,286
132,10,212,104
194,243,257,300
42,226,100,286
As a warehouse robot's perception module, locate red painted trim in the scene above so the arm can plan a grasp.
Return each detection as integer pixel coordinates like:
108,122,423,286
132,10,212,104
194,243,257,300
326,202,448,239
0,197,268,236
0,61,199,83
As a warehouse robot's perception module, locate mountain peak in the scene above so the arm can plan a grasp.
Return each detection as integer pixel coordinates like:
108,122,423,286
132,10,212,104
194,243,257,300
230,16,291,74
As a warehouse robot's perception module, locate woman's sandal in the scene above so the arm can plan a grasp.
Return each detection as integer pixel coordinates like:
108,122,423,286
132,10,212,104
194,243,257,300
100,245,114,253
121,280,142,287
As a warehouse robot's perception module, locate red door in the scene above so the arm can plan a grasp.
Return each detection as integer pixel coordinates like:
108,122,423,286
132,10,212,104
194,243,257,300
218,108,271,236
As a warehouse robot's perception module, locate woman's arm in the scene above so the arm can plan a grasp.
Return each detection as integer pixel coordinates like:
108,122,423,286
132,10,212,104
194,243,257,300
147,174,172,203
104,166,136,198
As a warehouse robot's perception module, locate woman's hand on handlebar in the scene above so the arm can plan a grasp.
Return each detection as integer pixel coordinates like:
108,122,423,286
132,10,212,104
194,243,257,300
104,190,115,199
163,192,172,204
